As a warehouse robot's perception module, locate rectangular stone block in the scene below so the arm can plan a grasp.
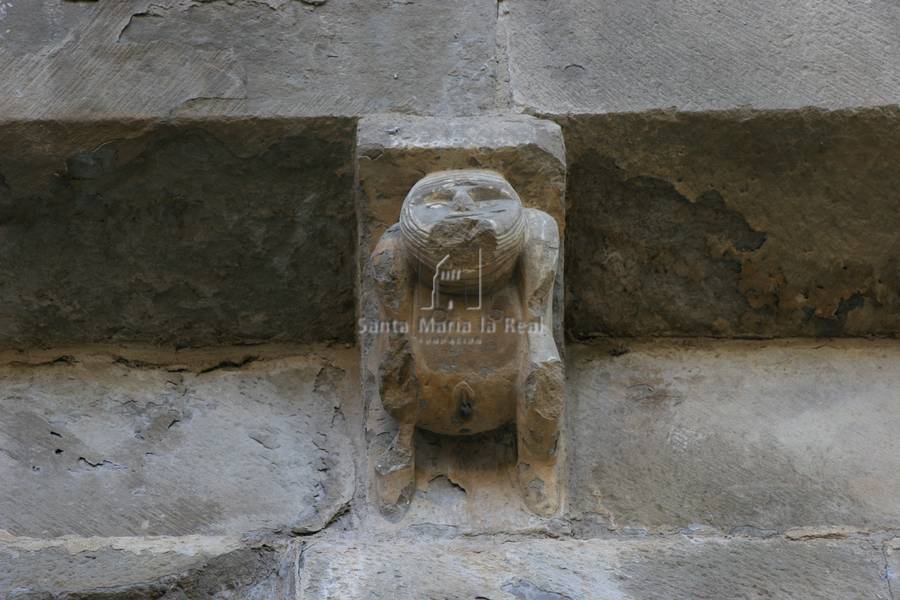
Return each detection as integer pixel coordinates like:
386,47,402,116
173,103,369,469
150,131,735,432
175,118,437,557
0,541,289,599
0,0,498,120
0,118,356,347
503,0,900,114
0,346,356,537
355,114,568,520
567,339,900,532
563,110,900,338
297,536,889,599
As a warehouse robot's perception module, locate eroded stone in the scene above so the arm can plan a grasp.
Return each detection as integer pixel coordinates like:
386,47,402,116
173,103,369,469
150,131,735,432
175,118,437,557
562,110,900,338
0,347,356,537
368,170,564,516
567,339,900,532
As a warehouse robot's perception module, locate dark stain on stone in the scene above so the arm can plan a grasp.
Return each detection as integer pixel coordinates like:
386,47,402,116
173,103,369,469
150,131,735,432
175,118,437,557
65,145,118,180
566,155,768,339
174,546,279,598
77,457,126,470
560,110,900,339
0,119,356,347
807,292,867,337
502,578,573,600
198,355,258,374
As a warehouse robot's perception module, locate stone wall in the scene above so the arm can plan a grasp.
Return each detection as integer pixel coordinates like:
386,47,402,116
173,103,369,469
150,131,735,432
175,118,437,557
1,0,898,344
1,2,899,596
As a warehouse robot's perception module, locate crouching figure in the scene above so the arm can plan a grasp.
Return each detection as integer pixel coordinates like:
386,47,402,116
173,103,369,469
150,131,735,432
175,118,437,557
369,170,563,516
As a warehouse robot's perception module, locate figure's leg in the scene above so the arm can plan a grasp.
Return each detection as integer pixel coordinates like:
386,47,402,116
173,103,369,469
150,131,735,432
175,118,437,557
373,330,419,516
517,357,564,516
375,421,416,516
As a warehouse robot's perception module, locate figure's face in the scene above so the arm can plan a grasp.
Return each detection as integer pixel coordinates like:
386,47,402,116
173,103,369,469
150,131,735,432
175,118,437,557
400,170,526,292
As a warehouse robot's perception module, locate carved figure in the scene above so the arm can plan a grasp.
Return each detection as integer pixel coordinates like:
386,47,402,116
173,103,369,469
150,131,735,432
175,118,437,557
369,170,563,516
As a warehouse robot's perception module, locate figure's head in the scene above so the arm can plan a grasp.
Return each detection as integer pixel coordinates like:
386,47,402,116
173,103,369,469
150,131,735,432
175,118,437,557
399,170,526,293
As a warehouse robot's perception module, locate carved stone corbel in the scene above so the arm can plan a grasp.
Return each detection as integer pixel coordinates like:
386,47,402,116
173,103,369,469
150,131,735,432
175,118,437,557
368,169,563,515
356,115,567,519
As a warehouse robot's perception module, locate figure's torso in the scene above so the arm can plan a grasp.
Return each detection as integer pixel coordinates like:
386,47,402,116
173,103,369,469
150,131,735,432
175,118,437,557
409,279,525,435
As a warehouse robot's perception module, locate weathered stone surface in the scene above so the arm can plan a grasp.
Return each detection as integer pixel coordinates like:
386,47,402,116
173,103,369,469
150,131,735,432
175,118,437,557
1,537,290,600
502,0,900,114
357,114,566,245
0,0,498,120
0,119,356,348
356,115,568,524
296,535,889,599
563,110,900,338
567,339,900,532
0,346,356,537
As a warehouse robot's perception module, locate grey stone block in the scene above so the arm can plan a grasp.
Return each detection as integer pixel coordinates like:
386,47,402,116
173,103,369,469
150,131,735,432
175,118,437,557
502,0,900,114
0,347,356,537
296,535,889,599
0,0,498,120
567,339,900,532
0,540,290,599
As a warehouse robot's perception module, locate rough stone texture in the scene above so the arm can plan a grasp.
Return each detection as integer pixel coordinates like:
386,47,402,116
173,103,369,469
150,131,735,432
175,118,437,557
1,538,290,600
0,346,356,537
567,339,900,532
0,119,356,348
296,535,890,599
0,0,499,120
563,109,900,338
502,0,900,114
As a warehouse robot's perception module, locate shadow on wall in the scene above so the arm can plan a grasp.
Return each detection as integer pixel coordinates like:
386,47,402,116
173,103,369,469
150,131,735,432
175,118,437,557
0,118,357,348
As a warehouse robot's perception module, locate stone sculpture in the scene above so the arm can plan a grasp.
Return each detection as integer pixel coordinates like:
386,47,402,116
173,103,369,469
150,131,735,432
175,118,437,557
368,169,564,516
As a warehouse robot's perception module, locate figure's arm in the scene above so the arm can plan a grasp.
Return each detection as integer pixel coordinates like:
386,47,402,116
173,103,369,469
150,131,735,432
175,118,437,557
371,224,414,320
369,224,419,512
369,224,418,424
521,208,561,362
519,209,564,461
